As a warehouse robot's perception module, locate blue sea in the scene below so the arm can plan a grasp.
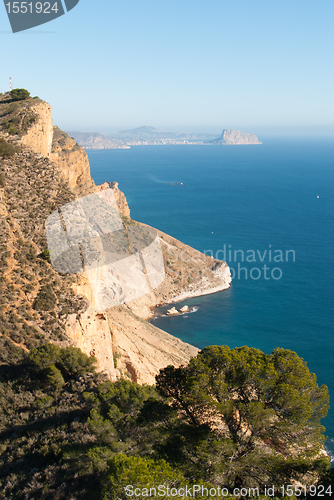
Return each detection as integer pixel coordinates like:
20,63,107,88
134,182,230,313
87,139,334,462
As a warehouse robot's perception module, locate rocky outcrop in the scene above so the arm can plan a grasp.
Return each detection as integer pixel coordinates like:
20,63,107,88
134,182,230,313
57,211,228,383
50,126,96,196
65,273,116,381
167,307,178,315
96,181,131,218
20,101,53,157
166,305,190,315
125,225,232,320
211,129,262,145
106,305,199,384
0,95,232,386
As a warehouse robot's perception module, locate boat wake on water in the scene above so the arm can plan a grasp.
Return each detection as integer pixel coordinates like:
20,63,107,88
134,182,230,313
148,174,183,186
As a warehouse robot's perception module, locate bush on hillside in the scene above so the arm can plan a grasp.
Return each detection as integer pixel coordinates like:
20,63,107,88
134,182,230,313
0,138,15,158
33,285,56,311
9,88,30,101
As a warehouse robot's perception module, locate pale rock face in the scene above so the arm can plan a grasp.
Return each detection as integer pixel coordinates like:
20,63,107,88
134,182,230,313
126,227,232,321
20,101,53,157
96,181,131,218
50,127,96,196
106,306,199,385
65,271,199,385
65,273,117,381
0,187,8,216
167,307,178,315
14,98,232,385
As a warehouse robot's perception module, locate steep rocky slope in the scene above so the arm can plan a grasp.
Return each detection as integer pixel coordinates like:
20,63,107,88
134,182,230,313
0,93,231,384
50,126,96,196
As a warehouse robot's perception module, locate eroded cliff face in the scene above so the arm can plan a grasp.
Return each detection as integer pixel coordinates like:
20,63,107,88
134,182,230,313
65,273,116,381
1,96,96,197
50,126,96,196
0,95,231,386
106,305,199,385
20,101,54,157
96,181,130,218
125,225,231,320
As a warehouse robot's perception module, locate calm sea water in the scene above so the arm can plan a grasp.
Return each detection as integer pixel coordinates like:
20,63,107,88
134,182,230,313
87,139,334,461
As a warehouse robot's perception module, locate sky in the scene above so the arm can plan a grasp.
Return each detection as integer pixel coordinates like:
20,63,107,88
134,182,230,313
0,0,333,136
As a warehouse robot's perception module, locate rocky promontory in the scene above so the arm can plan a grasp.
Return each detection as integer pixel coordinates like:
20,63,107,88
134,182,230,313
0,91,231,385
211,129,262,145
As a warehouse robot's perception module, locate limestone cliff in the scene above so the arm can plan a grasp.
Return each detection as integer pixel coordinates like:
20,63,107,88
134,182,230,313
0,95,94,196
50,126,96,196
0,94,231,385
105,306,199,384
211,129,262,145
96,180,131,218
125,225,231,320
19,101,54,157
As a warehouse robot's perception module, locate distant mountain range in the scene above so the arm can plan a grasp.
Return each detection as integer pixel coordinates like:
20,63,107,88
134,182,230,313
67,127,261,149
66,131,129,150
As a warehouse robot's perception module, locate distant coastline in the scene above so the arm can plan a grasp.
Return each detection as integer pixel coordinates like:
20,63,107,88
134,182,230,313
67,127,262,149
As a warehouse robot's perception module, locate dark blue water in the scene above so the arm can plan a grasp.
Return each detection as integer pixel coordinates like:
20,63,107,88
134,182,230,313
88,139,334,461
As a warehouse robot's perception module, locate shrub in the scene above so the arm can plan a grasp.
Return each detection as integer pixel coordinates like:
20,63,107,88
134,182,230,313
33,286,56,311
38,249,51,262
0,138,15,158
45,364,65,389
60,346,97,378
102,455,186,500
10,88,30,101
28,343,61,371
28,344,96,382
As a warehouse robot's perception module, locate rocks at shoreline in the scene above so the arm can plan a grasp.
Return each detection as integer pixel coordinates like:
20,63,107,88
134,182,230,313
167,305,190,315
167,307,179,315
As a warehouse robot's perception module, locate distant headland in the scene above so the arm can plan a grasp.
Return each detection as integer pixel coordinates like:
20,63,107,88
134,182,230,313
67,127,262,149
211,129,262,145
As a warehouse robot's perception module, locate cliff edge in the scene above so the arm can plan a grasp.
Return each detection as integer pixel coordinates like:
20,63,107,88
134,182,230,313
0,93,231,384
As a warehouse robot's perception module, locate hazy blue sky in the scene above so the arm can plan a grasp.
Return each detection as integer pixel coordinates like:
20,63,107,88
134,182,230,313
1,0,333,135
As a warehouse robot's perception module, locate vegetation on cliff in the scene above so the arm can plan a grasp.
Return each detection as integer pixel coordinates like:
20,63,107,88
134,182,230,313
9,89,31,102
0,90,38,137
0,342,331,499
0,136,88,355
